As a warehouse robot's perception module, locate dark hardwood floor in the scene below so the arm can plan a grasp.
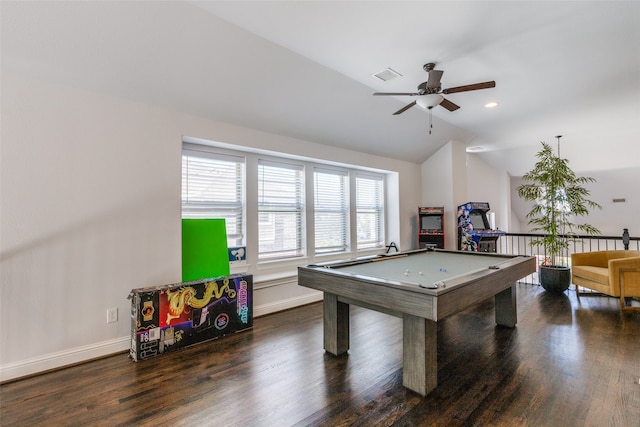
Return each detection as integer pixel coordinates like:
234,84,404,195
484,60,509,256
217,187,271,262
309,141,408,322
2,284,639,426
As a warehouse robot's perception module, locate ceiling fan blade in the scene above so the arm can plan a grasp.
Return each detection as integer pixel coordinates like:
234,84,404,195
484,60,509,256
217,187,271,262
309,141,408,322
439,98,460,111
442,81,496,94
373,92,419,96
393,101,417,115
426,69,443,89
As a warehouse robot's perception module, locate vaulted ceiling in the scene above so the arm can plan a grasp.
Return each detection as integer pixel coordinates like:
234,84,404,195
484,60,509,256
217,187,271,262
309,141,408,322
3,1,639,176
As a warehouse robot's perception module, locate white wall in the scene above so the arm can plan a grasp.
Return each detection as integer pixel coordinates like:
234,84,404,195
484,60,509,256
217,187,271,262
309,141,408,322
510,167,640,236
421,142,457,249
1,74,183,381
466,154,511,231
0,73,422,381
583,168,640,236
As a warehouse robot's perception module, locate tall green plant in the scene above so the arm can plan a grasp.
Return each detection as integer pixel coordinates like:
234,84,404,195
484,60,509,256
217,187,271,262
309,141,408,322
517,140,601,266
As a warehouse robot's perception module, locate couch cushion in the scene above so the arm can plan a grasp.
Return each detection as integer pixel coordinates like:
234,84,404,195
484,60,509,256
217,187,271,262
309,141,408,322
572,265,609,286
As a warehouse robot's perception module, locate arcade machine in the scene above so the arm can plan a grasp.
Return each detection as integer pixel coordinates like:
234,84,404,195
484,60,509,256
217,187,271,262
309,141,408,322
418,206,445,249
457,202,505,252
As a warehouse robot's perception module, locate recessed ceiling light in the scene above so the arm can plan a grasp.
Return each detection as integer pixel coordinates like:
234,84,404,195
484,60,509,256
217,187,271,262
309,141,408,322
372,68,402,82
485,101,499,108
466,146,485,152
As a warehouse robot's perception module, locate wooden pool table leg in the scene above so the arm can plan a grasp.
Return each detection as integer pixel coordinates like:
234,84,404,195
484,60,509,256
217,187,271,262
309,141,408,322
494,283,517,327
323,293,350,355
402,314,437,396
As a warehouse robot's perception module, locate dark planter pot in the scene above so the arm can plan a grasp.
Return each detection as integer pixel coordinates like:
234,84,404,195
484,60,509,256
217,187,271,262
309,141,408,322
539,265,571,294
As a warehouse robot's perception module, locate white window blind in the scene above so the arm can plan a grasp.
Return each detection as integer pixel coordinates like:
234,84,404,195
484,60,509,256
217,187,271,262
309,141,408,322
356,173,385,250
258,159,305,260
182,150,245,247
314,168,349,254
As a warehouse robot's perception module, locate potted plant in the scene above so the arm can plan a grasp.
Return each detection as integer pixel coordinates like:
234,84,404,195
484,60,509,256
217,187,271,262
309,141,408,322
517,136,601,293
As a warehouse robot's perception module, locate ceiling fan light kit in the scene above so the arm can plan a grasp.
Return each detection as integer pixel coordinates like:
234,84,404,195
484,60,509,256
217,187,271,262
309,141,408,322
416,94,444,110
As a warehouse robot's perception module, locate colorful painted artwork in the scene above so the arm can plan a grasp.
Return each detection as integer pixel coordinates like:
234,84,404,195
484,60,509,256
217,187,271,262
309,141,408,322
129,274,252,361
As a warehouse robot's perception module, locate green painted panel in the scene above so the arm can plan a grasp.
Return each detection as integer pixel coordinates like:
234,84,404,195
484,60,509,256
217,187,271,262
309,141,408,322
182,219,230,282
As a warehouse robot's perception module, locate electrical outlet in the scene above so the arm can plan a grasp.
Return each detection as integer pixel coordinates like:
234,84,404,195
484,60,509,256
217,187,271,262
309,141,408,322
107,307,118,323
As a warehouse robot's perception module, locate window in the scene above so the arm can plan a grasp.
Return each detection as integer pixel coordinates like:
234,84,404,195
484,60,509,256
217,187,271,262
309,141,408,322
258,159,305,260
314,168,349,254
182,138,391,264
182,149,245,247
356,174,385,250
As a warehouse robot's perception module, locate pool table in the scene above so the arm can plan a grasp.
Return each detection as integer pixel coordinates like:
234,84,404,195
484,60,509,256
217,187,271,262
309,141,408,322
297,248,536,395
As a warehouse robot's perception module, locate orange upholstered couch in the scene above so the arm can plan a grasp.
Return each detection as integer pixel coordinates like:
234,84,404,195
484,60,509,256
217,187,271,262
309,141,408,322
571,250,640,311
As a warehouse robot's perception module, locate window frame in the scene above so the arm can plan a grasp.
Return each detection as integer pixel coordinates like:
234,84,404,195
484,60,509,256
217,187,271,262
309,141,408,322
181,145,246,248
355,172,386,251
313,166,350,255
257,158,306,261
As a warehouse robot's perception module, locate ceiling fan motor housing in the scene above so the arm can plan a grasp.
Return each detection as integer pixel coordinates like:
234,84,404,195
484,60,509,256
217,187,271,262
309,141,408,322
417,81,440,95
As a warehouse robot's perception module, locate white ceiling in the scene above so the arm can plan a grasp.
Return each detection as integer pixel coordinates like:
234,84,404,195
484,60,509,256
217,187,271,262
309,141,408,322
2,1,639,176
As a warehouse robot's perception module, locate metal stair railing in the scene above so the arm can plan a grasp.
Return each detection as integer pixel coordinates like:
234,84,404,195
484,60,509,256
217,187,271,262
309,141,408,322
495,229,639,286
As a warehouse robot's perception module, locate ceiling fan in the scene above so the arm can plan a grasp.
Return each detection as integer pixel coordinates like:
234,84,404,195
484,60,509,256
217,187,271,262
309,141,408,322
373,62,496,115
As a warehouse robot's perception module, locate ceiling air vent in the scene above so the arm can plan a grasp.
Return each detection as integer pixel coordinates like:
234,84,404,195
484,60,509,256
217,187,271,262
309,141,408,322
372,68,402,82
612,198,626,203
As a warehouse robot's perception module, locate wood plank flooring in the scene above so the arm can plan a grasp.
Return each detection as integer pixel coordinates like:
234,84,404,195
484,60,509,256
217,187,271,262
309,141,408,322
2,284,639,426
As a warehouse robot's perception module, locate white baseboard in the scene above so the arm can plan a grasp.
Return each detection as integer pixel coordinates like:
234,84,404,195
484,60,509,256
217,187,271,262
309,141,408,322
1,292,323,383
0,336,130,383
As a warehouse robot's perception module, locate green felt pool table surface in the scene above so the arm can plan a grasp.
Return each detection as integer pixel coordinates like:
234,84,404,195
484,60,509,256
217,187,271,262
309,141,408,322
327,249,518,290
